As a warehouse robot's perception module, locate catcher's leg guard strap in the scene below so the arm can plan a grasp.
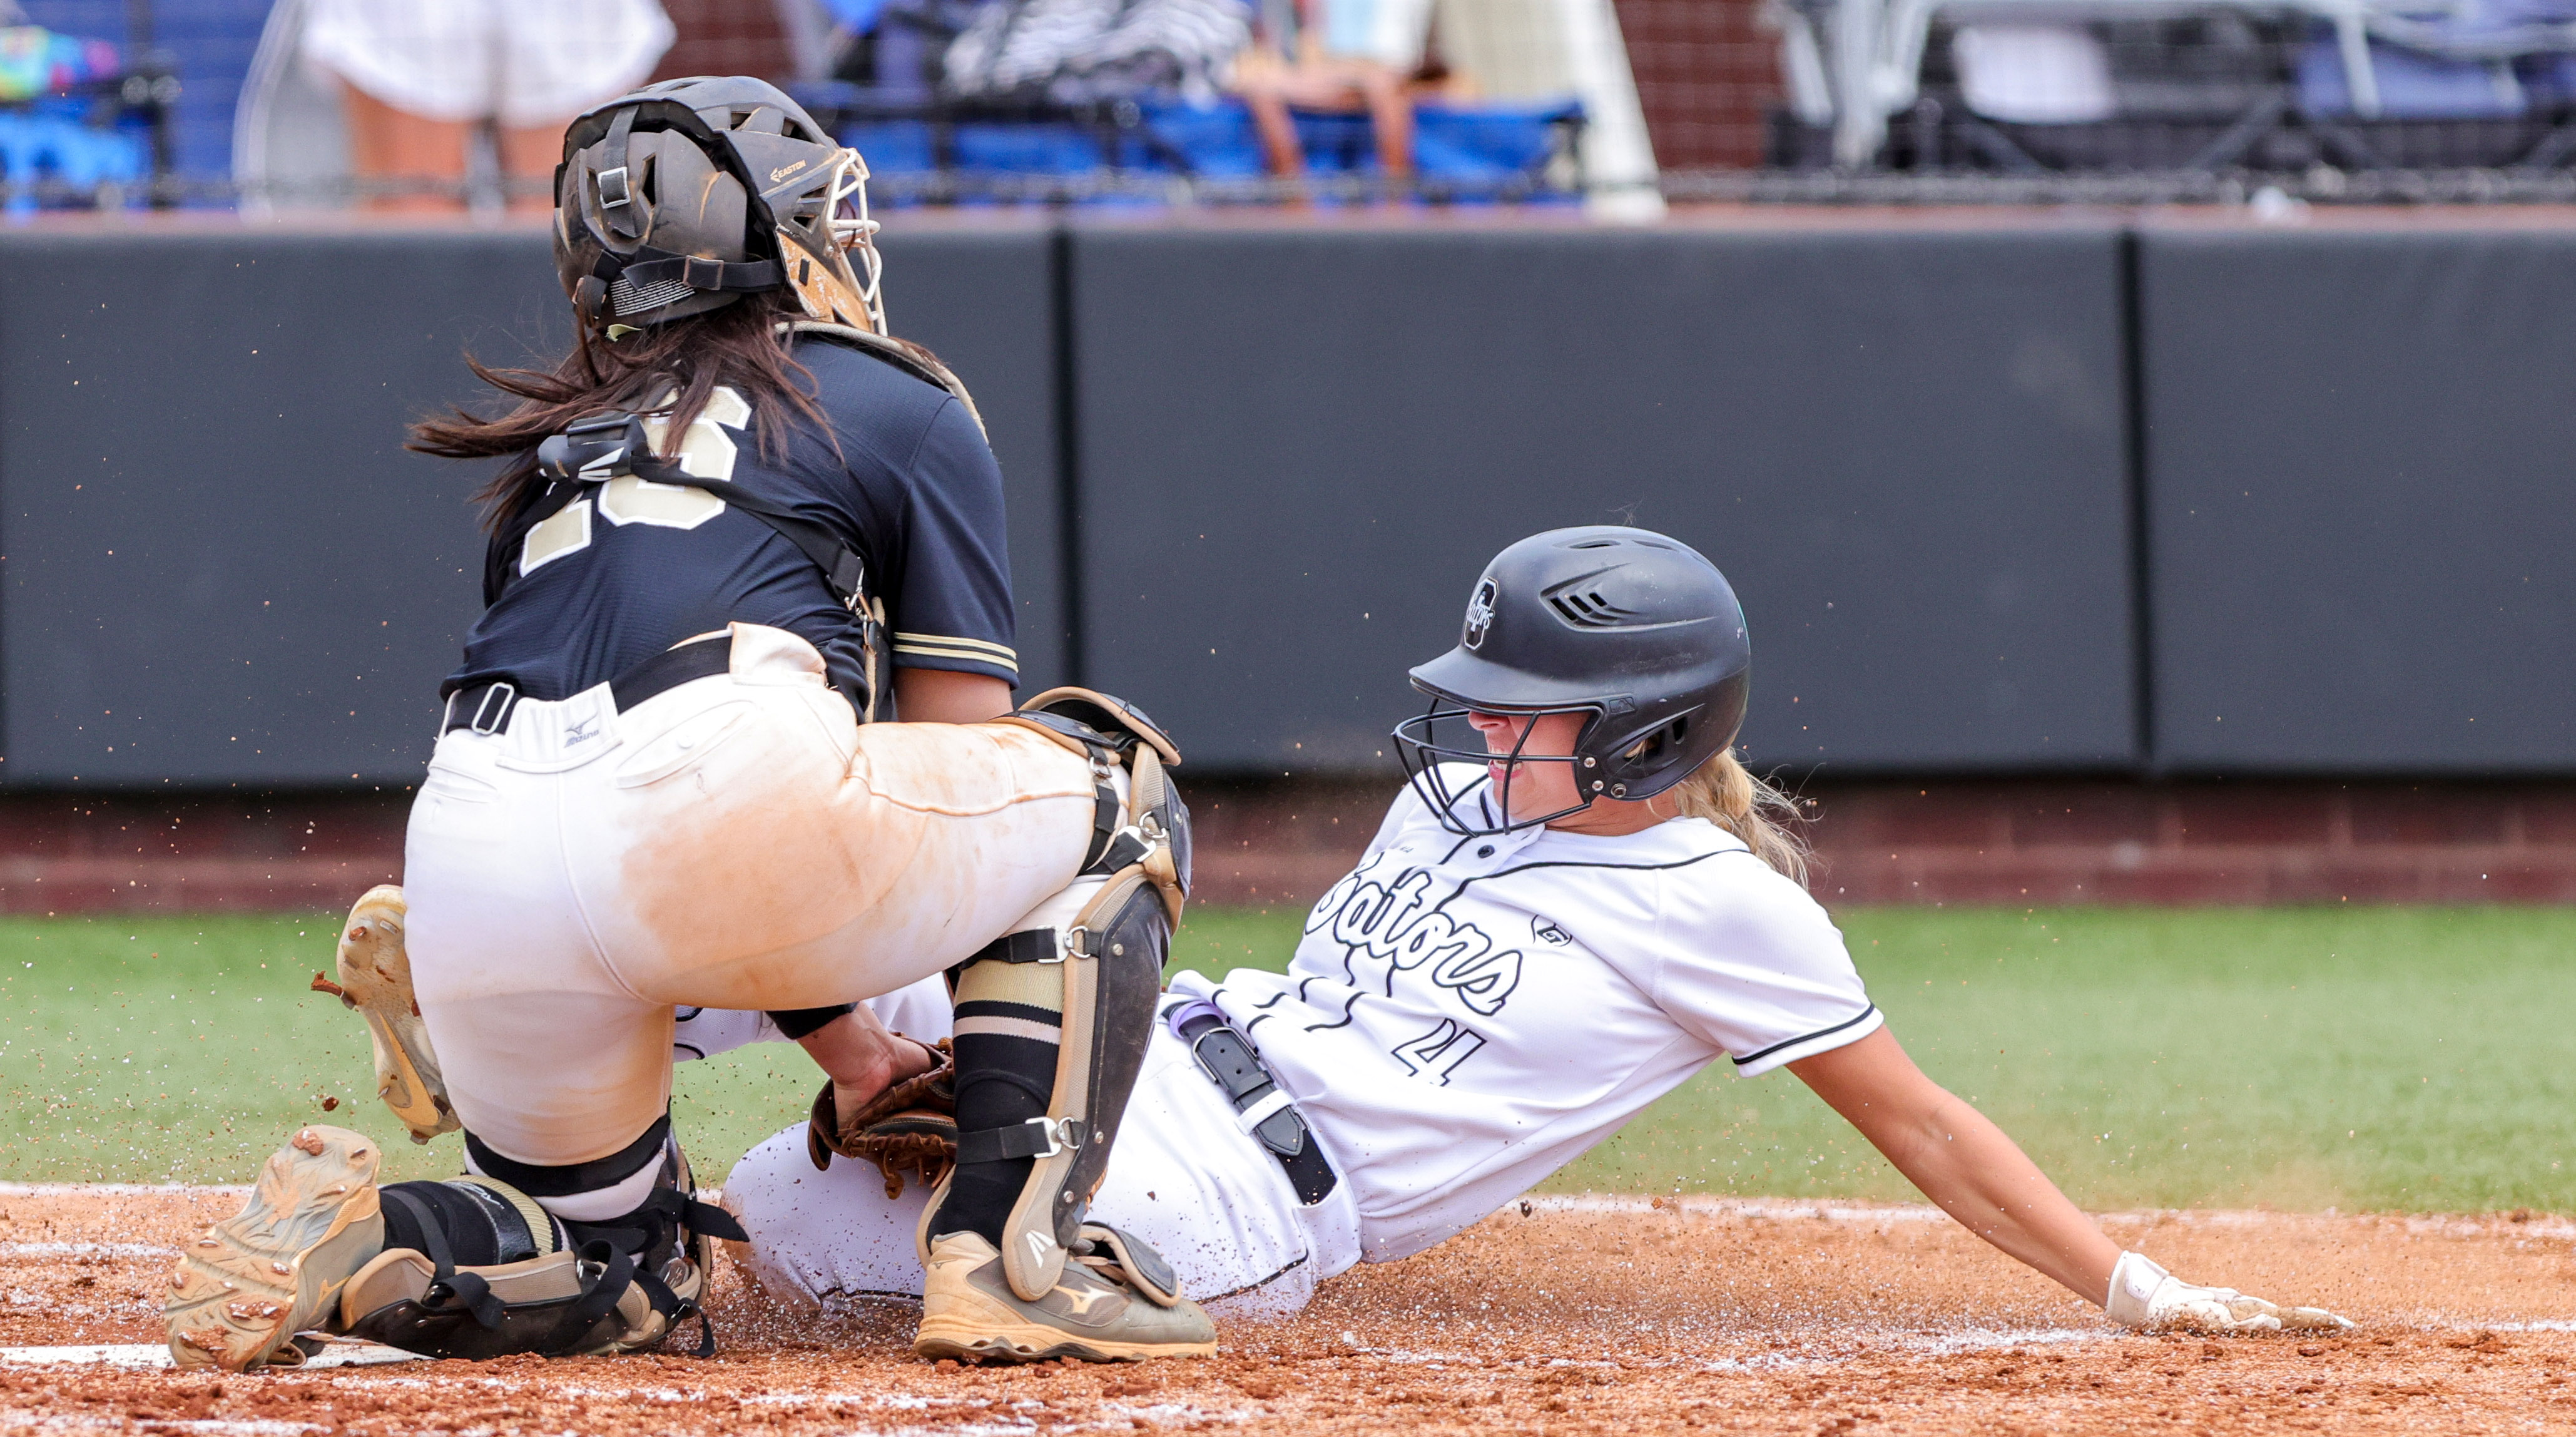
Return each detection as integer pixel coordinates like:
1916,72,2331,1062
464,1115,669,1222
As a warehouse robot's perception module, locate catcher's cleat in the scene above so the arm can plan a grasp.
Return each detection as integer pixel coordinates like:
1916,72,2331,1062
914,1229,1216,1364
312,885,457,1144
165,1125,384,1372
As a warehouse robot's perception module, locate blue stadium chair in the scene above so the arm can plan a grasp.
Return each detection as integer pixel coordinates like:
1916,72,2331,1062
2296,31,2531,116
23,0,264,191
949,120,1105,174
1125,97,1265,176
0,108,143,211
1413,100,1581,184
840,118,939,174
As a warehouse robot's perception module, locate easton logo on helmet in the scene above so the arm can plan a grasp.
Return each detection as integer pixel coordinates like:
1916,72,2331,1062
1463,580,1499,650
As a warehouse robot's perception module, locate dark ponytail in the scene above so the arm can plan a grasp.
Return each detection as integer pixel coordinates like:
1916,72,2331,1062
409,292,832,531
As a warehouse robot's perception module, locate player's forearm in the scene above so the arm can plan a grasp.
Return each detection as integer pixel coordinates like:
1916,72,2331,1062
797,1008,937,1111
1863,1092,2122,1304
1790,1028,2119,1306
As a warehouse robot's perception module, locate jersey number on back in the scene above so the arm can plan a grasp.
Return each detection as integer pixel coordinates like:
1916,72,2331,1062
520,388,750,575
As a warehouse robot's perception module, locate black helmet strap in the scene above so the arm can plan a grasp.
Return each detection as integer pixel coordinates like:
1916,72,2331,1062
598,106,643,242
609,247,782,295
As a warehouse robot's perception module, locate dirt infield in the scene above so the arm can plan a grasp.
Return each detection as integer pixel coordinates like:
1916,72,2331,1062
4,1187,2574,1435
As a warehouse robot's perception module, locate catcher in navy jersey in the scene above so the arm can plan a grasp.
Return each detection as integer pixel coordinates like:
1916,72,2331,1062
166,76,1209,1371
701,526,2353,1336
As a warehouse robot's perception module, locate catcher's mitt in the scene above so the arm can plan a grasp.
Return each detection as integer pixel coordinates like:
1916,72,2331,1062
807,1037,957,1199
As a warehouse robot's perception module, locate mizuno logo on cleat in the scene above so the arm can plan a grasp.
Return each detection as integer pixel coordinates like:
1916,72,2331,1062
1057,1286,1109,1316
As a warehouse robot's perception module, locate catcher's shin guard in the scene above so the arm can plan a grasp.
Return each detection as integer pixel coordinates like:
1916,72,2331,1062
165,1125,386,1371
345,1125,746,1360
940,689,1189,1308
309,886,457,1144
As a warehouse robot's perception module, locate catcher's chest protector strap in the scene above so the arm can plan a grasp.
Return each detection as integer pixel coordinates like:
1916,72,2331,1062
526,412,879,615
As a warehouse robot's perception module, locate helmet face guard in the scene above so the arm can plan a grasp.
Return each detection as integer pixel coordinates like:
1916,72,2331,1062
1392,697,1610,837
555,76,888,336
777,147,885,333
1390,527,1752,839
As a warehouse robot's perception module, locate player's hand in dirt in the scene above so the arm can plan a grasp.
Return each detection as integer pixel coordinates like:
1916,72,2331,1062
2105,1251,2353,1332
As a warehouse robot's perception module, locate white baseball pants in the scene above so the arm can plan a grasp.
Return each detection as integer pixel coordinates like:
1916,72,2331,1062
404,623,1100,1170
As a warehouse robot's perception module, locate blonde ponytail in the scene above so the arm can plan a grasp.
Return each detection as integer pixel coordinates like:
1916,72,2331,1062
1656,749,1812,886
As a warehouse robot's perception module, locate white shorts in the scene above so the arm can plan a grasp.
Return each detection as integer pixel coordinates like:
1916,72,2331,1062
300,0,676,128
406,623,1099,1169
725,1018,1363,1319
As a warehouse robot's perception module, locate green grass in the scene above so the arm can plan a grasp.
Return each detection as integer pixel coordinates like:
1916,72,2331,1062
4,907,2572,1212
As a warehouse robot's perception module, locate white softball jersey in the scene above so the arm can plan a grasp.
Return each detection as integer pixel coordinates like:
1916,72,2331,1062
1168,764,1881,1264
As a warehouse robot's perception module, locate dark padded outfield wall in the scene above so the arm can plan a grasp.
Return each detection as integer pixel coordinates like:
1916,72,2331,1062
0,232,557,787
2139,230,2576,772
873,226,1067,695
0,227,1059,787
1068,225,2139,776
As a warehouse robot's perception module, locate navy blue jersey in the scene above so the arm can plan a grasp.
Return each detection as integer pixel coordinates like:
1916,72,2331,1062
444,337,1017,713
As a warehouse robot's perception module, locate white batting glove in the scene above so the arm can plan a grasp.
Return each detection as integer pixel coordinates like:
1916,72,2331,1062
2104,1251,2353,1333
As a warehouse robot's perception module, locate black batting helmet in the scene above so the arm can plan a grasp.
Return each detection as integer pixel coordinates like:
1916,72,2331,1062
1392,526,1751,836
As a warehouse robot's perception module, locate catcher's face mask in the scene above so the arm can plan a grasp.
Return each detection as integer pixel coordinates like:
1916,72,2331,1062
778,146,886,334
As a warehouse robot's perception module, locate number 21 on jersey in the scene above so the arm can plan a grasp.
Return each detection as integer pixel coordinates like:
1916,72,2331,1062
1391,1017,1485,1085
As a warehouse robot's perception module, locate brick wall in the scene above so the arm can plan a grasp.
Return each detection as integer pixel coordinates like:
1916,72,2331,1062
1612,0,1780,170
652,0,796,84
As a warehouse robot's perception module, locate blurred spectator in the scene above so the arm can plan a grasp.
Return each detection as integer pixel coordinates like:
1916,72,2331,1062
942,0,1249,106
1233,0,1434,181
1950,24,2114,124
298,0,675,212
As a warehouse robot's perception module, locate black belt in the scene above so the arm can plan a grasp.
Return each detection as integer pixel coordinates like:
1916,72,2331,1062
1171,1003,1337,1205
440,634,735,737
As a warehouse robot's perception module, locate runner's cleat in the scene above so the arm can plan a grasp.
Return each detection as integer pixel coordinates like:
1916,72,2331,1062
165,1125,384,1371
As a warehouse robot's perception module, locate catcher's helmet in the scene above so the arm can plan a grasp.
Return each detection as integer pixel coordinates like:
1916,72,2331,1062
1392,526,1751,836
556,75,885,334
